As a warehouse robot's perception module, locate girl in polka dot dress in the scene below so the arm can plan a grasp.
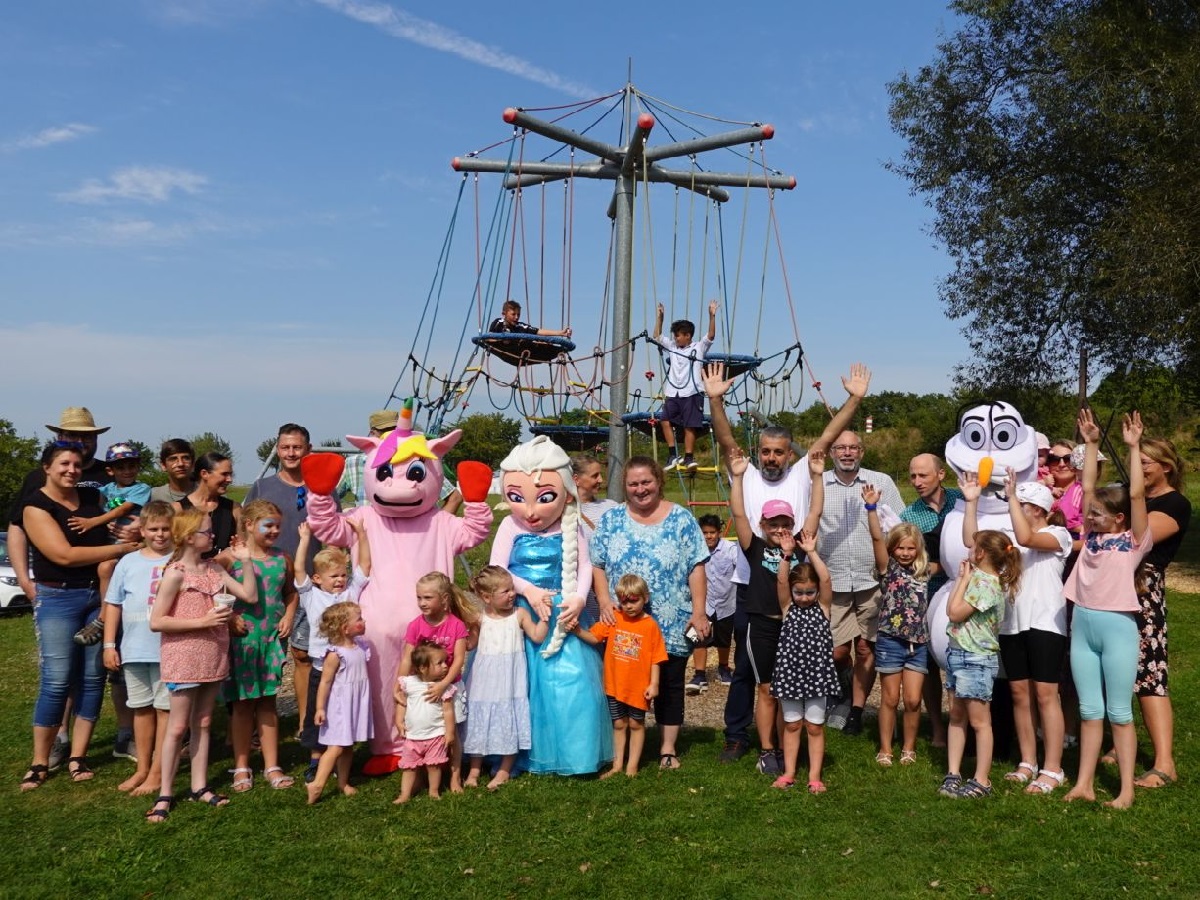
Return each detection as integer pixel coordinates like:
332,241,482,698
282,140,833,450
770,530,838,793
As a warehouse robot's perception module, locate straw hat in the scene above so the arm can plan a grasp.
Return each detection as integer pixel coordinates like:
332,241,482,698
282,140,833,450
45,407,110,434
368,409,399,432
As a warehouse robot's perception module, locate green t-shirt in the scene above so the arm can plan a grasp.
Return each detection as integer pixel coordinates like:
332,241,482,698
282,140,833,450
947,569,1005,654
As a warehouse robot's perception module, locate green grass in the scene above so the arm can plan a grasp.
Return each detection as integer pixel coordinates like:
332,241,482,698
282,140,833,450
0,595,1197,899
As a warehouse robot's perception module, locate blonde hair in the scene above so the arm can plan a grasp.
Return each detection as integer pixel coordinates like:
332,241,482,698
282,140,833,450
470,565,514,600
615,573,649,603
318,601,361,640
886,523,930,580
973,529,1022,599
313,546,350,573
240,499,282,538
415,571,480,627
1140,437,1185,491
169,508,206,563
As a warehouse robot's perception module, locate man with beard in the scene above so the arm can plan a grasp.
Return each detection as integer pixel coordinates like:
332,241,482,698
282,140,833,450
704,363,871,766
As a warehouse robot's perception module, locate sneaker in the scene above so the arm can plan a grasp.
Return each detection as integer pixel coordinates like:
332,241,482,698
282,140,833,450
717,666,733,685
73,618,103,646
718,740,748,764
842,709,864,736
304,759,320,784
685,674,709,695
48,734,69,772
112,734,137,762
684,456,698,471
937,773,963,797
757,750,782,776
826,699,851,731
663,454,682,472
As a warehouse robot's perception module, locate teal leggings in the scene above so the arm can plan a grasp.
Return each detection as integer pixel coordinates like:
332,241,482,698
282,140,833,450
1069,605,1139,724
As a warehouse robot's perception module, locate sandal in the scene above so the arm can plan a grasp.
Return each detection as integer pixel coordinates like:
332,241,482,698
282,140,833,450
808,780,826,794
658,754,680,770
954,777,993,799
229,767,253,792
67,757,94,783
900,750,917,765
937,773,962,797
771,775,795,790
264,766,294,789
875,751,893,767
187,785,229,807
1026,769,1065,794
20,764,49,791
144,796,175,823
1135,768,1177,789
1004,761,1037,784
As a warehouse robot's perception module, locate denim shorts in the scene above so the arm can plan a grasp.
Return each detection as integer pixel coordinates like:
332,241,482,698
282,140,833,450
945,647,999,702
875,633,929,675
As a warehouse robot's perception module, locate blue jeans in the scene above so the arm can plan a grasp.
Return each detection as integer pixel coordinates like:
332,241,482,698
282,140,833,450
33,585,105,728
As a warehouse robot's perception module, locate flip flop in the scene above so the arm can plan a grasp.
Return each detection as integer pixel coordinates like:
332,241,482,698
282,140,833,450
1135,768,1177,789
658,754,680,770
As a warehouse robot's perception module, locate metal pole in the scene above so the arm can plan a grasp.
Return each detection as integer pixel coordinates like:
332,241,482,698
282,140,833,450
608,166,634,500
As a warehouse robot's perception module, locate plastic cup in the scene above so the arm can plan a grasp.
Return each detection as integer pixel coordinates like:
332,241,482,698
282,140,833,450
214,592,237,609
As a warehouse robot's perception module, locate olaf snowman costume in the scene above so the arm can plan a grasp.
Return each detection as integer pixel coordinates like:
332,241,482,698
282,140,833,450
926,402,1039,669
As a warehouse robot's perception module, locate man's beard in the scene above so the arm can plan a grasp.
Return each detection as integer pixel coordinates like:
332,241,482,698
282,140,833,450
760,462,786,483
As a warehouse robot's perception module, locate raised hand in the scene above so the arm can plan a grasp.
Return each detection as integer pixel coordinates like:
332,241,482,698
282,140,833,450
807,449,826,478
796,530,818,556
297,521,311,540
702,362,734,399
861,484,881,506
959,471,981,502
727,450,749,477
708,298,719,316
1121,410,1144,447
1003,466,1018,493
1077,407,1101,444
841,363,872,400
778,531,796,558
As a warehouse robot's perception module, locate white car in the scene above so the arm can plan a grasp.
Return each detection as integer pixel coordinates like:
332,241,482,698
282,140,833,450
0,532,32,614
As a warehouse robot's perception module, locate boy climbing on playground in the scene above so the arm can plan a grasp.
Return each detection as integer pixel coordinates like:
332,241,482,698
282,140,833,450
489,299,572,338
653,298,718,472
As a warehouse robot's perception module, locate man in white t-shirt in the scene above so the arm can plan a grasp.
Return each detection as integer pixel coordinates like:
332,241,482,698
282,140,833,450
703,361,871,765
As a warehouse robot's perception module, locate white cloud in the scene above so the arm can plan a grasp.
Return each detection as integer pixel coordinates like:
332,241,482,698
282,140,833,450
3,123,97,153
311,0,597,99
58,166,209,205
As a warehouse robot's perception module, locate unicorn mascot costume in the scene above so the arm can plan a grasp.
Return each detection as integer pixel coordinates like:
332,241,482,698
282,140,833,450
489,436,611,775
302,403,493,775
926,401,1039,668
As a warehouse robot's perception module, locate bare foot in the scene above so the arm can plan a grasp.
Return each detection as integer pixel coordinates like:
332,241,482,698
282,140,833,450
487,771,511,791
624,767,639,778
131,780,161,797
1104,793,1134,809
118,772,147,793
1063,786,1095,803
450,782,463,794
340,784,357,797
429,790,440,800
393,794,410,805
599,767,621,781
464,775,479,788
306,782,322,805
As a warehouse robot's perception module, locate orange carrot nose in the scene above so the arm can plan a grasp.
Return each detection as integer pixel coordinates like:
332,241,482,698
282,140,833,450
977,457,994,486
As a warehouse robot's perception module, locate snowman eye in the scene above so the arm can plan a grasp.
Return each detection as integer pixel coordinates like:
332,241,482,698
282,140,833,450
991,417,1020,451
962,419,987,451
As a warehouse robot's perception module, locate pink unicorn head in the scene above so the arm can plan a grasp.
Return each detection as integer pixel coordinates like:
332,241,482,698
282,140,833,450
347,427,462,519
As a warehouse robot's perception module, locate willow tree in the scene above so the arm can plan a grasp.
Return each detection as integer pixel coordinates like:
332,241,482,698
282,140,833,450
888,0,1200,398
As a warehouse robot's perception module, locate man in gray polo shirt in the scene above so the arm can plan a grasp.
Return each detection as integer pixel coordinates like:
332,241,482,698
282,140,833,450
820,430,903,735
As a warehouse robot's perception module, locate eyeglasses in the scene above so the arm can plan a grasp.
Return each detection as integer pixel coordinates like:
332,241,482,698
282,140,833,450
296,485,308,511
198,529,215,538
830,444,861,453
1046,453,1071,466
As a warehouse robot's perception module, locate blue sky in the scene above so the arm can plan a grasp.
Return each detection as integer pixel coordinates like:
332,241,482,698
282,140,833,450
2,0,962,474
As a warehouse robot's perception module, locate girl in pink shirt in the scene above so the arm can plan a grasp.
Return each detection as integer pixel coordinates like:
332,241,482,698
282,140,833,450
146,510,258,822
1062,410,1150,809
397,571,478,792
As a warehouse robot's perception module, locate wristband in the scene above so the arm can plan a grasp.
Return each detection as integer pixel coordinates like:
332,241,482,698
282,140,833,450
864,503,877,511
103,642,117,649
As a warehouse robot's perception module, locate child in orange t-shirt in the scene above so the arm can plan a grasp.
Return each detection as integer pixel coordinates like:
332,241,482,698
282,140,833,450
574,574,667,778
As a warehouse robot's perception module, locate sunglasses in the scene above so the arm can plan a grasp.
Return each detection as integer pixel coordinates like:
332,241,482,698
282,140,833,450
296,485,308,511
51,439,85,451
1046,453,1072,466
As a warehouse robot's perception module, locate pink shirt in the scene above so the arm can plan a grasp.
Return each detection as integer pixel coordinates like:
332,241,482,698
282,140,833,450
1052,481,1084,535
404,614,469,681
1063,527,1153,613
160,562,230,683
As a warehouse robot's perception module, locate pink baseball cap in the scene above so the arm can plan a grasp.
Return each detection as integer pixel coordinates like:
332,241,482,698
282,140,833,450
760,499,795,521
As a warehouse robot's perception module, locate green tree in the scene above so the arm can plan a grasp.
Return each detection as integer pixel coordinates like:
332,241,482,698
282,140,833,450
188,432,234,462
441,413,523,469
0,421,40,516
256,436,279,469
888,0,1200,396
